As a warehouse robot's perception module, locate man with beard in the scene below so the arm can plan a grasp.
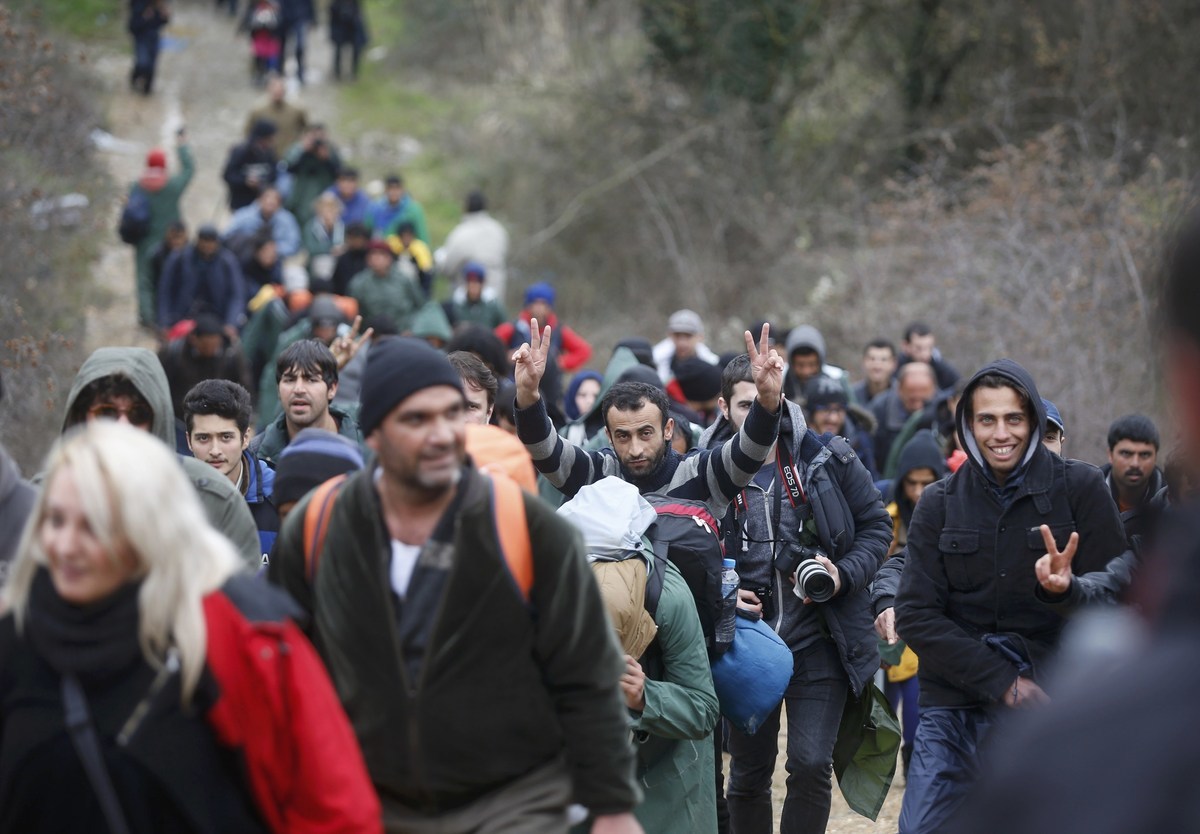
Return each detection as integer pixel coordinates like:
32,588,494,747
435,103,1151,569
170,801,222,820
893,359,1126,833
512,321,784,517
268,338,643,833
1103,413,1164,543
250,339,363,465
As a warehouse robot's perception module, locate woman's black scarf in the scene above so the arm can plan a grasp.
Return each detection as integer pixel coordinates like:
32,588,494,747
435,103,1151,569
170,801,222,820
25,567,143,683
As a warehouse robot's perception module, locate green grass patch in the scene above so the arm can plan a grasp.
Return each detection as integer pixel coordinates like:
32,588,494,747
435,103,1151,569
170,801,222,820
6,0,124,42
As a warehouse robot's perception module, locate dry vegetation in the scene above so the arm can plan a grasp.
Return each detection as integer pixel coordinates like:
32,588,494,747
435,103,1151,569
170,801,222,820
0,6,108,472
389,0,1196,461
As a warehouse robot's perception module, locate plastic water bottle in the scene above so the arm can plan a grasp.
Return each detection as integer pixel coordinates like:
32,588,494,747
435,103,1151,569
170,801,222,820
717,558,739,649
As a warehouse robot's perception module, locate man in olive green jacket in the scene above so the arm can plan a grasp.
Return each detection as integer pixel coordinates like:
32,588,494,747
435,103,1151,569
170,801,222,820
269,337,643,834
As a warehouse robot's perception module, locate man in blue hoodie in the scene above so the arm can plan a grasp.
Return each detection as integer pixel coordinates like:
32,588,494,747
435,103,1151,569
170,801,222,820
894,359,1126,833
183,379,279,565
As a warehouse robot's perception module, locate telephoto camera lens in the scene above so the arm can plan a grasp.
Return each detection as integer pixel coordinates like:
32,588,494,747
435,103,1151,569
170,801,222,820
797,558,836,603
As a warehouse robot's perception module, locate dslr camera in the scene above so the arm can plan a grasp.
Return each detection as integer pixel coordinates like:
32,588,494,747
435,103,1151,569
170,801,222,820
774,544,837,603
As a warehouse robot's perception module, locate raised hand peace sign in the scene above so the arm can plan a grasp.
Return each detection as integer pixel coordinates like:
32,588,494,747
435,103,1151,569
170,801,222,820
1034,524,1078,595
744,322,784,413
512,317,552,409
330,315,374,370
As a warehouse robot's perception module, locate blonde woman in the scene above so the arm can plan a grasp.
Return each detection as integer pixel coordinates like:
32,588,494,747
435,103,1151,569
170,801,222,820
0,421,380,834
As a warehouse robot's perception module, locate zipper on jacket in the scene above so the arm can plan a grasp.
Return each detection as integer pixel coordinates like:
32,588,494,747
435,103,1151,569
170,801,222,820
116,649,179,747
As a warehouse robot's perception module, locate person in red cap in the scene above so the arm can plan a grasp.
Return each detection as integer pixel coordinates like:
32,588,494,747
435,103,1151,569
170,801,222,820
126,128,195,330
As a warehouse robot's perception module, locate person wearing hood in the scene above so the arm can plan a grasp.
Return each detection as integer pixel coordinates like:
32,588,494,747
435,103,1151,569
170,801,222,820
700,353,891,834
881,430,949,778
565,370,603,424
892,358,1126,833
58,347,261,569
130,131,196,329
780,325,853,406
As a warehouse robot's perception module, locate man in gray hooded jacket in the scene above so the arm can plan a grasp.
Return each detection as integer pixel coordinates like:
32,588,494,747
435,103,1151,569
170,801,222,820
702,353,891,834
57,346,261,568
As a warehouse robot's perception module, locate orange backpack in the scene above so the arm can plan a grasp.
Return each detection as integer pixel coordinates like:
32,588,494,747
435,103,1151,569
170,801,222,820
302,472,533,603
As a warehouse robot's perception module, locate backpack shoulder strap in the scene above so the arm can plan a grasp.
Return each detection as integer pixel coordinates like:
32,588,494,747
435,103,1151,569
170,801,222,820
491,473,533,604
645,537,668,620
302,474,348,583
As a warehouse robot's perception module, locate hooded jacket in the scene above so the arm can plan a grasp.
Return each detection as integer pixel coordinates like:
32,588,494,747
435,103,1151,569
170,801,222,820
895,359,1127,707
700,399,891,696
0,445,35,580
782,325,852,403
60,347,261,569
890,429,949,533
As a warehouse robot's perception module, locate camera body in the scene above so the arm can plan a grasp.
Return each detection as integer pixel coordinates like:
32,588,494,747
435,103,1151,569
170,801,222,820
745,584,775,622
774,544,837,603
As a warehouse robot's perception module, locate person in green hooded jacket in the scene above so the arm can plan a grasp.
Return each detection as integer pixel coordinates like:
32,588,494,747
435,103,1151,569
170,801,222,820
56,346,260,569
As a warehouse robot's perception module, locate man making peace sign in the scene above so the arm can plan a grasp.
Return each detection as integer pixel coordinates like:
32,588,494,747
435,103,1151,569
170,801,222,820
512,321,784,517
893,358,1126,833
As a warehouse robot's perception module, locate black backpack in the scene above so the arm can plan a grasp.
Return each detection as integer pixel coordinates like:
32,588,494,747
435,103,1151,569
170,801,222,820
643,494,731,659
118,187,151,245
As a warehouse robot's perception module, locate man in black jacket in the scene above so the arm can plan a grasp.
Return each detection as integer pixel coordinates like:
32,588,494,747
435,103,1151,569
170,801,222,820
222,119,278,210
893,358,1125,833
943,206,1200,834
702,354,890,834
1102,413,1165,545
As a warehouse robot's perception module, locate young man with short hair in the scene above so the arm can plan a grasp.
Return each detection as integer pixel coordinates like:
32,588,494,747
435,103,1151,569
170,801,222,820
184,379,279,562
447,350,497,425
854,338,898,405
250,339,363,465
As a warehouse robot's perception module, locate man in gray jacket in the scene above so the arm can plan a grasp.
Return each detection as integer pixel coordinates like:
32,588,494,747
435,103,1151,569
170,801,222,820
703,353,891,834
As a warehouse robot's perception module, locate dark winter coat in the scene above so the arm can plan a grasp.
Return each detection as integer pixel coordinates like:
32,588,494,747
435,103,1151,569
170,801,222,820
267,463,641,816
156,244,247,330
222,141,278,211
895,359,1127,707
700,399,892,696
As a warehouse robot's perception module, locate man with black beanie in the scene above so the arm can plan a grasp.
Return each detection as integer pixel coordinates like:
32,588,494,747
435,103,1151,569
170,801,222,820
268,336,643,833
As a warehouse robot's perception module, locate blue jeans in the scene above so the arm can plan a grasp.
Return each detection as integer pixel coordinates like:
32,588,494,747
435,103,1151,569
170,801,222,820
726,639,848,834
279,20,307,79
885,676,920,749
898,706,998,834
132,33,159,78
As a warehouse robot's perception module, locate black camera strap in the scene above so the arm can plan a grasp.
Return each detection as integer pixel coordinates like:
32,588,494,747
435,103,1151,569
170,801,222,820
776,442,806,508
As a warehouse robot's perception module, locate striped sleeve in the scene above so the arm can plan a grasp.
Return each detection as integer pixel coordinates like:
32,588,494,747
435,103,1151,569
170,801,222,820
514,397,620,498
669,399,780,516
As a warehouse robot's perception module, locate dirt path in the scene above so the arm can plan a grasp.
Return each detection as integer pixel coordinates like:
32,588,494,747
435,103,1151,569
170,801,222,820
84,1,341,353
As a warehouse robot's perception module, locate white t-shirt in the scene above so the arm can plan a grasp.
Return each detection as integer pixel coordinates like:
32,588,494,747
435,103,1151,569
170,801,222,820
390,540,421,599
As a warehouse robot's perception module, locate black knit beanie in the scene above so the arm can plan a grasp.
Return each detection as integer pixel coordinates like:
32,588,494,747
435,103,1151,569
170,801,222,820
359,337,464,436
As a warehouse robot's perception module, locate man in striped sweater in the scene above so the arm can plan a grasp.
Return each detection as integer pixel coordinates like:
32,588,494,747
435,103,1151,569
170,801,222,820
512,322,784,516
